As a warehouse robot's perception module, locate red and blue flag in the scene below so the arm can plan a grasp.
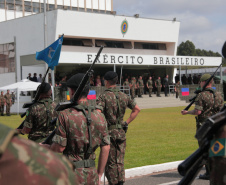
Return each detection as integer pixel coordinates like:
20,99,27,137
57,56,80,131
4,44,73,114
87,90,96,100
181,88,189,96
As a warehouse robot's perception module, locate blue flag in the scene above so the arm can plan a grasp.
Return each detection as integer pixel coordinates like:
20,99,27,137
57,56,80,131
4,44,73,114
36,35,64,70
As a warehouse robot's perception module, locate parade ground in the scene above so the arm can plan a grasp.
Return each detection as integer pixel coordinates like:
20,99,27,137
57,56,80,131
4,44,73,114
0,93,207,185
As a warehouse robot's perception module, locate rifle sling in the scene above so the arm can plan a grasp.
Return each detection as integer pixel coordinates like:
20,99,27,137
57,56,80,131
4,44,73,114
73,104,94,160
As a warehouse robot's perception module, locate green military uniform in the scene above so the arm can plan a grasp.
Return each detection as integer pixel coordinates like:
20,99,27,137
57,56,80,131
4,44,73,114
146,79,153,97
175,83,180,98
4,93,11,116
130,77,136,99
97,86,136,185
137,79,144,97
123,81,130,95
24,97,57,143
0,123,78,185
52,73,110,185
195,88,223,130
155,79,162,97
11,92,15,104
0,94,5,116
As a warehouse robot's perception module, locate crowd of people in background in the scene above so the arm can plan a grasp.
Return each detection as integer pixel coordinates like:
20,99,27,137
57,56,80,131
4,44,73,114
25,71,218,101
175,73,201,85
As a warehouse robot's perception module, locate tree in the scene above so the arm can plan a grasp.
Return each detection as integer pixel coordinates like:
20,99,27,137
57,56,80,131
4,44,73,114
177,40,196,56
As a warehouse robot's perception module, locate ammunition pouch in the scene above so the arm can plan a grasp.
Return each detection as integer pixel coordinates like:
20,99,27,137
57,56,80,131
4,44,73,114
72,159,95,169
109,124,122,130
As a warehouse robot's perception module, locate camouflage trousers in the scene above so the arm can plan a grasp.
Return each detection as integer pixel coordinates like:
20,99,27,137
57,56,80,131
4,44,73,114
138,87,144,96
148,88,152,96
131,88,136,99
156,86,161,96
0,104,4,115
105,137,126,185
74,167,99,185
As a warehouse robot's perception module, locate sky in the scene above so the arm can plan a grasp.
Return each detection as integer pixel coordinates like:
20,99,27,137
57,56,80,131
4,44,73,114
113,0,226,55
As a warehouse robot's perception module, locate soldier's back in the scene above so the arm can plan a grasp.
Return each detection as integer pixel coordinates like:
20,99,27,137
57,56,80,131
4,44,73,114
0,124,78,185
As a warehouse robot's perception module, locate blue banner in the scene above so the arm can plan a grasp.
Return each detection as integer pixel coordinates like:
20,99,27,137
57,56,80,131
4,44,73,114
36,34,64,70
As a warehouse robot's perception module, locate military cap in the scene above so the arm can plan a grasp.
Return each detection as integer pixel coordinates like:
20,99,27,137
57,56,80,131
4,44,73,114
37,82,51,93
200,74,211,82
66,73,85,88
104,71,118,80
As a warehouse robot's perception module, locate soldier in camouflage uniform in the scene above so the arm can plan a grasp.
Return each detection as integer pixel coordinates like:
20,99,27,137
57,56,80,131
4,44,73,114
123,78,130,95
155,77,162,97
181,73,223,180
137,76,144,98
146,76,153,97
47,73,110,185
19,82,57,143
0,123,78,185
96,71,140,185
129,77,136,99
0,91,5,116
4,89,12,116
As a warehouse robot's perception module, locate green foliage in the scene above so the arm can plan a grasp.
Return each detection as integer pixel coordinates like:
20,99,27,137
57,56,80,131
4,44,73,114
0,107,197,169
177,40,222,58
177,40,196,56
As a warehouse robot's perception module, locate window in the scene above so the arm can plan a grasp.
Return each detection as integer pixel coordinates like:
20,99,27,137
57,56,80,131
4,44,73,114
134,42,166,50
62,38,93,47
0,42,15,74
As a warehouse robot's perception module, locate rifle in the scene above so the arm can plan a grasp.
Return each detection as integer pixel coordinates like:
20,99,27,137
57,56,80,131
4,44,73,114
55,46,104,111
183,63,222,111
42,46,104,144
17,67,50,130
178,107,226,185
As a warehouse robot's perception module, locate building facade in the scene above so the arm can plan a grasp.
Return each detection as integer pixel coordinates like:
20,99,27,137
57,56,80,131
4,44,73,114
0,0,221,87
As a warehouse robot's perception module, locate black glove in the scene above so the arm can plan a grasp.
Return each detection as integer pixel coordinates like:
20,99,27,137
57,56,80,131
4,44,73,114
123,122,128,133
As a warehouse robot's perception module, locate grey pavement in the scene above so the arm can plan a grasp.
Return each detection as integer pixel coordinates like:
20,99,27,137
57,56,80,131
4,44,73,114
124,168,209,185
134,93,187,109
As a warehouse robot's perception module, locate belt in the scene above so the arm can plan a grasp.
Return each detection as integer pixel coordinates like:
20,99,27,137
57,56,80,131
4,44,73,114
108,124,122,130
73,159,95,169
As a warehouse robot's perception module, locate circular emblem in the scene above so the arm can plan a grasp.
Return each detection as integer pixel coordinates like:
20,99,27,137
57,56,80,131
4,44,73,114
213,143,220,152
121,20,128,34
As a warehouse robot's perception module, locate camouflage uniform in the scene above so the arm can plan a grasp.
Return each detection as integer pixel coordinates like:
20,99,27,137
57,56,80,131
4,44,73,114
130,78,136,99
24,98,57,143
0,123,78,185
11,93,15,104
195,88,223,130
0,94,5,116
155,79,162,97
52,101,110,185
96,87,136,185
137,79,144,97
175,83,180,98
146,79,153,97
123,81,130,95
4,93,11,115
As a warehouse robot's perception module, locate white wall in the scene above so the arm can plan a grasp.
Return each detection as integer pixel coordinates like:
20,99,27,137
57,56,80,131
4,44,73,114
56,10,180,43
0,73,16,87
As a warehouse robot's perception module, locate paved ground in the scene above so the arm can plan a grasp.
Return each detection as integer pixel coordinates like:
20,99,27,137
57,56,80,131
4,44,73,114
124,168,209,185
134,93,187,109
102,168,209,185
